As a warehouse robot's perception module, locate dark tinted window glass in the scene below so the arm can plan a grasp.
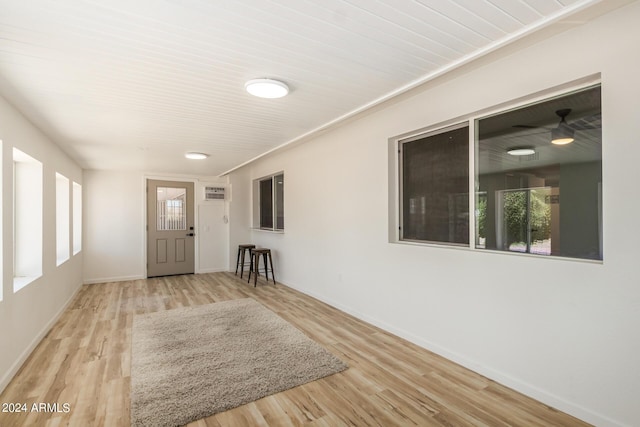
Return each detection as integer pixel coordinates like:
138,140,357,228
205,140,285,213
259,178,273,229
401,125,469,244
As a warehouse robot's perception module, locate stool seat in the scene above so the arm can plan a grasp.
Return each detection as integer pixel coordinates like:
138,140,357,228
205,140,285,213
248,248,276,287
235,244,256,278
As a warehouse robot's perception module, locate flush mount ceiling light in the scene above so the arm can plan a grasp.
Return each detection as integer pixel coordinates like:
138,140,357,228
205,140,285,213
507,147,536,156
245,78,289,98
185,152,209,160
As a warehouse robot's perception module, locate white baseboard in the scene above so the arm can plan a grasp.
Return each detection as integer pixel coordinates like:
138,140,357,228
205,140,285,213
197,268,227,274
0,282,83,394
83,274,144,285
277,280,624,427
84,271,229,284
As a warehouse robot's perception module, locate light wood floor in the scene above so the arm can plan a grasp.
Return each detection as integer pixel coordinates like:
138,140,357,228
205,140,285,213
0,272,590,427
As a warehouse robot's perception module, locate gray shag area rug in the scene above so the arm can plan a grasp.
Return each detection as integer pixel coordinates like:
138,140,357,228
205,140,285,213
130,298,347,427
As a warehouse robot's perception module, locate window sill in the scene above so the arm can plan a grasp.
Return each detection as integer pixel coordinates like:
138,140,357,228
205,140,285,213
393,239,472,252
251,228,284,234
474,247,603,264
13,275,41,292
392,240,603,264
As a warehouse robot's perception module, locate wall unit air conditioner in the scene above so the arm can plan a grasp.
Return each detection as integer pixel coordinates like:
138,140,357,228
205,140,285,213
204,186,225,200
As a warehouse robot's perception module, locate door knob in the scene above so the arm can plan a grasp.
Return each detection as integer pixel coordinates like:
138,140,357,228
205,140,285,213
186,233,195,236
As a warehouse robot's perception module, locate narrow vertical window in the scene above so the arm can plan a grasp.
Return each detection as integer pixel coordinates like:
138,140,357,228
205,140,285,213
73,182,82,254
253,173,284,231
56,173,70,265
259,178,273,229
275,174,284,230
400,124,469,245
13,148,43,291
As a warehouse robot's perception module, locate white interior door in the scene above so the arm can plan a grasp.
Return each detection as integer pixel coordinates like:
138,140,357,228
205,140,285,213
147,179,195,277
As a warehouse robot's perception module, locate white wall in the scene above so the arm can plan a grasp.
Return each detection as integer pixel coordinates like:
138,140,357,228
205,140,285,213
83,171,229,283
83,170,146,283
0,95,83,392
227,167,252,271
228,3,640,426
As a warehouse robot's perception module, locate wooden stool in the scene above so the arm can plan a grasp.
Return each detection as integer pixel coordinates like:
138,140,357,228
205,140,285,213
247,248,275,287
235,244,255,279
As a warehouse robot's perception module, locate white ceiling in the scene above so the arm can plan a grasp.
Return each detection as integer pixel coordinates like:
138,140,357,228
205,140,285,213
0,0,619,176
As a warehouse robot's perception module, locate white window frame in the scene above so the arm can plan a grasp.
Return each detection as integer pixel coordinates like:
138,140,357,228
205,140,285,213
252,172,284,232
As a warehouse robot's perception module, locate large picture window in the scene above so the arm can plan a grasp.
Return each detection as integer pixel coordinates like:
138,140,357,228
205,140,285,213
400,124,469,245
396,83,602,261
476,85,602,260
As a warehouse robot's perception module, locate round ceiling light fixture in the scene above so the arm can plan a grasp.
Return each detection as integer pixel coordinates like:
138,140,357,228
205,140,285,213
507,147,536,156
185,152,209,160
245,78,289,98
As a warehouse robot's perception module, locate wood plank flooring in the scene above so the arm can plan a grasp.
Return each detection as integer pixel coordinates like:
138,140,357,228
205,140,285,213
0,272,590,426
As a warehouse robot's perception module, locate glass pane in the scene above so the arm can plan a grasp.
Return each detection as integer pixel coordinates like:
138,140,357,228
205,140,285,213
475,85,602,260
275,174,284,230
529,187,552,255
260,178,273,229
476,192,488,248
502,189,529,253
157,187,187,231
401,125,469,244
498,188,552,255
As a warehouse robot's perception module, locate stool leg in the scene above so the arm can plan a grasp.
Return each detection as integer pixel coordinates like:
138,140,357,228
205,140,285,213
247,251,253,283
254,253,259,287
268,252,275,285
240,248,246,279
262,252,269,283
235,247,241,275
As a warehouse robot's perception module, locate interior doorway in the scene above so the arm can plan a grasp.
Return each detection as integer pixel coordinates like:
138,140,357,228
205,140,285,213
147,179,195,277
